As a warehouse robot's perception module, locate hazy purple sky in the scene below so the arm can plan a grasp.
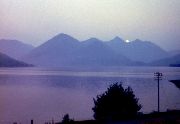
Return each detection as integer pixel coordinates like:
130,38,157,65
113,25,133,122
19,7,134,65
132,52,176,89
0,0,179,50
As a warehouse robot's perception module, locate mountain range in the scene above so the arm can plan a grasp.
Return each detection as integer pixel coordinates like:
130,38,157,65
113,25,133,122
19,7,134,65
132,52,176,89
22,34,133,66
0,33,179,67
106,37,169,63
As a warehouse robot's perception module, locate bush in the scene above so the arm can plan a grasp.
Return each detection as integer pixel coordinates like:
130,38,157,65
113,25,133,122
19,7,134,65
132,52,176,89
92,83,142,121
61,114,74,124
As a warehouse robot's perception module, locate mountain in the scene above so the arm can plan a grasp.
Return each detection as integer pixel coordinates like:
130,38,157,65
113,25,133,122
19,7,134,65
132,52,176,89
76,38,133,66
0,39,34,59
22,33,173,67
23,33,81,66
106,38,169,63
23,33,134,67
150,54,180,66
106,36,126,48
0,52,32,67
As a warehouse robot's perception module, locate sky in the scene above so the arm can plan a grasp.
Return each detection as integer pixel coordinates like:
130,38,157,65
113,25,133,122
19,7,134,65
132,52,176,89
0,0,180,50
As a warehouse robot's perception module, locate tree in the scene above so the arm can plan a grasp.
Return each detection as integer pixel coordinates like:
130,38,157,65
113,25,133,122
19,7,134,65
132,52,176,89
92,83,142,121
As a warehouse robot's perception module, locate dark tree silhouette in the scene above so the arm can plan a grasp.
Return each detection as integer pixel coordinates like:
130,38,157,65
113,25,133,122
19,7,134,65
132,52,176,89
61,114,74,124
92,83,142,121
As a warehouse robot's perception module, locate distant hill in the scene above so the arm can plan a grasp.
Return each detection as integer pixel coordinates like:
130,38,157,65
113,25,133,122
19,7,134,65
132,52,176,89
0,39,34,59
106,38,169,63
23,33,136,67
169,50,180,56
150,54,180,66
0,52,32,67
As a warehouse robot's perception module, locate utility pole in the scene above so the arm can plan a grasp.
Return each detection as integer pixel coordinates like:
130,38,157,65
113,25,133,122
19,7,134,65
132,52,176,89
154,72,162,112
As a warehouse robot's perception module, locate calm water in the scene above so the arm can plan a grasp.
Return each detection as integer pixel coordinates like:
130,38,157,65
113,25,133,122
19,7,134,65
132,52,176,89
0,67,179,124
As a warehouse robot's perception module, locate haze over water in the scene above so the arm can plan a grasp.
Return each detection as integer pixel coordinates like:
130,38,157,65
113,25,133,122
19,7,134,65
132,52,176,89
0,67,179,124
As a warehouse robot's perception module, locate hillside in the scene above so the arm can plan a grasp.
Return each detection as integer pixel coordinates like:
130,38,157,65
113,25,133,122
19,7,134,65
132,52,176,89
150,54,180,66
0,39,34,59
0,52,32,67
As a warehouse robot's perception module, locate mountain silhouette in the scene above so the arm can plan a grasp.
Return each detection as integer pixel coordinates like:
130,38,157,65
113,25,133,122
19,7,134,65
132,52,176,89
22,33,81,66
18,33,173,67
106,38,169,63
23,33,134,67
0,39,34,59
76,38,133,66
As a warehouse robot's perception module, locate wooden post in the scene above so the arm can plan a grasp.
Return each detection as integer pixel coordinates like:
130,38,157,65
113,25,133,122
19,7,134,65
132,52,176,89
31,119,33,124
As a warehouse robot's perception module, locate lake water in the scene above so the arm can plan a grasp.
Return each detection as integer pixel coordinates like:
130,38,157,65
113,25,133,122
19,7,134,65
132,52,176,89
0,67,179,124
